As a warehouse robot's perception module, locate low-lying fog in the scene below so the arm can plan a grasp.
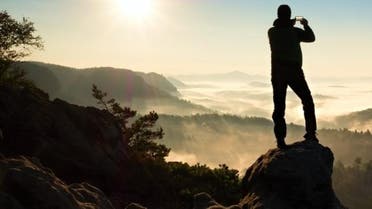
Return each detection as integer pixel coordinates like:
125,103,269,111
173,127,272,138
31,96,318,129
160,74,372,173
172,74,372,130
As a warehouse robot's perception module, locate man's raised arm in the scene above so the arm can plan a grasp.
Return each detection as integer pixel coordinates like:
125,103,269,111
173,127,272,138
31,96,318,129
299,19,315,42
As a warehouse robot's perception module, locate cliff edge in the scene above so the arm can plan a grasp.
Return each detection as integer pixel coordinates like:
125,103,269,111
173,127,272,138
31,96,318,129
240,141,347,209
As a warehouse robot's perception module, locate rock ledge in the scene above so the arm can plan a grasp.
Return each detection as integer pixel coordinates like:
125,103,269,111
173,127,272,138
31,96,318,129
240,141,347,209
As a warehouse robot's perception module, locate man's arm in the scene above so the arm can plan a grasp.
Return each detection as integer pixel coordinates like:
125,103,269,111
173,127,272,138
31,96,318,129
268,28,273,45
299,18,315,42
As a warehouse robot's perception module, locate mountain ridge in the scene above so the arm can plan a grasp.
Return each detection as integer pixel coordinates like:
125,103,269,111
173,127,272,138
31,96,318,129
16,61,210,115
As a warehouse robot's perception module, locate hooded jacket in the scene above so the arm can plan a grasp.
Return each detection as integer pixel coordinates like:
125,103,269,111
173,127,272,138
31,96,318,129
268,19,315,67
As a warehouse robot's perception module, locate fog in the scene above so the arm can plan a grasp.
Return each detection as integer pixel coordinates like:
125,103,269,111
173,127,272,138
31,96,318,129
171,74,372,131
159,114,372,174
158,74,372,174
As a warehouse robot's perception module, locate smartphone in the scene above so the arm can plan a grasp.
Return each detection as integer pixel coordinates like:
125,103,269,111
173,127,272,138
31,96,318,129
295,16,304,21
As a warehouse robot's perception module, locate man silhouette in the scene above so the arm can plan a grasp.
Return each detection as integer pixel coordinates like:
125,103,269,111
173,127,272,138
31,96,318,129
268,5,318,148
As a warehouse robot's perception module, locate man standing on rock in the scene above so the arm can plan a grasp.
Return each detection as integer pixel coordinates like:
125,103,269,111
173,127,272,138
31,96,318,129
268,5,318,148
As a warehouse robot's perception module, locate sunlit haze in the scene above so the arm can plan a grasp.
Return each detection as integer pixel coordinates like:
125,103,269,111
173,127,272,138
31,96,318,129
3,0,372,166
115,0,154,21
1,2,371,208
2,0,372,77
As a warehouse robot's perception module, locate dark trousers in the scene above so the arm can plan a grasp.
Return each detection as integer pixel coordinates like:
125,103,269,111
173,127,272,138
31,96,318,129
271,61,317,140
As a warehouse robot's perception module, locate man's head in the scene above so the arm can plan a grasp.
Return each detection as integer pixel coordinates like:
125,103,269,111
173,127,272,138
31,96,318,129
277,5,291,20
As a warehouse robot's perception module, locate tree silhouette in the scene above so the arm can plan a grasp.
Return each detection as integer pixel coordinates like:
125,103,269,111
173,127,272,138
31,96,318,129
0,11,43,86
92,84,169,160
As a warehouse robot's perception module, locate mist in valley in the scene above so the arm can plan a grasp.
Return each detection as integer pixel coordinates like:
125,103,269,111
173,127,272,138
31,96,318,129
157,73,372,174
159,114,372,175
170,73,372,131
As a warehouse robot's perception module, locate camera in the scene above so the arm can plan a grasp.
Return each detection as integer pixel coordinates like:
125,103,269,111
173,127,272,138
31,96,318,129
295,16,304,21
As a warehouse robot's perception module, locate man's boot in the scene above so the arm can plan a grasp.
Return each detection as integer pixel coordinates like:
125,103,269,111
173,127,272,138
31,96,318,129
304,133,319,143
276,138,287,149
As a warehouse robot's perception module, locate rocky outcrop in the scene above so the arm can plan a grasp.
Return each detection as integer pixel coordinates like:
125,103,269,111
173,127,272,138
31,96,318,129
193,193,241,209
0,156,114,209
0,85,177,209
0,86,126,191
240,141,347,209
193,192,223,209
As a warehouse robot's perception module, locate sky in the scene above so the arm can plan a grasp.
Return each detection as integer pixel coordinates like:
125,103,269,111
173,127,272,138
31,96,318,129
2,0,372,77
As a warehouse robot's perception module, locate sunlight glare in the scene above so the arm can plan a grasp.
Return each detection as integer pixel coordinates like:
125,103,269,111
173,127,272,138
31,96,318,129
117,0,154,20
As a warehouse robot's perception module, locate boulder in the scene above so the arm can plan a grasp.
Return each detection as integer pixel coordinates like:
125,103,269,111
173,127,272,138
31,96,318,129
0,156,115,209
0,86,126,191
193,192,241,209
240,141,347,209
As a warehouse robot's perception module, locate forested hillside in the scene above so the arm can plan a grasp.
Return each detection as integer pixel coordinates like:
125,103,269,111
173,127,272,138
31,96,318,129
17,61,210,115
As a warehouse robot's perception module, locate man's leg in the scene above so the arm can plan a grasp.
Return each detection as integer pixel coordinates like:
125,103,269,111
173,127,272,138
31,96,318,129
288,70,317,141
272,78,288,147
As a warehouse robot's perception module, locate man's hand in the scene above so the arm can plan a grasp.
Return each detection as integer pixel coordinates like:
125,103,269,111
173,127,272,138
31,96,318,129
300,18,309,26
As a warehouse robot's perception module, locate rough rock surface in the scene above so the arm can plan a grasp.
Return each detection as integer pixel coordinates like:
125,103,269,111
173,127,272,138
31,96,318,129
125,203,147,209
193,192,223,209
0,156,115,209
193,192,241,209
240,141,347,209
0,86,126,191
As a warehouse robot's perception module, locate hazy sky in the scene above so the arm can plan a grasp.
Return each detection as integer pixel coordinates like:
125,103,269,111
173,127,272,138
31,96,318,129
2,0,372,76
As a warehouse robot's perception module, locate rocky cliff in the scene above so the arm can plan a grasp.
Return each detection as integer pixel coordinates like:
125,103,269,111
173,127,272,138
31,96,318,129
0,85,176,208
0,155,114,209
240,141,347,209
192,141,347,209
0,85,126,192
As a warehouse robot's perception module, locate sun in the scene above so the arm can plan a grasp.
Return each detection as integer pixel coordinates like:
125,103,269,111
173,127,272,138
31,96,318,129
117,0,154,20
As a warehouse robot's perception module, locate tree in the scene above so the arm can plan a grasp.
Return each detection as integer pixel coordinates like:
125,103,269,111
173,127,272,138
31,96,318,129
0,11,43,86
92,84,169,160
